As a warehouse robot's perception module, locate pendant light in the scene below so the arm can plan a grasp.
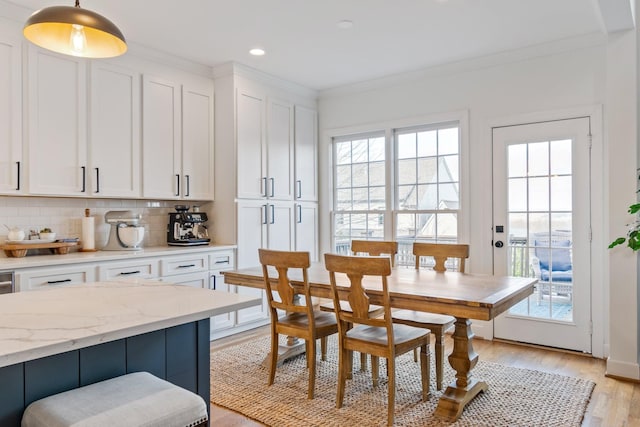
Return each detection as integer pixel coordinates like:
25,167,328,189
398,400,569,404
23,0,127,58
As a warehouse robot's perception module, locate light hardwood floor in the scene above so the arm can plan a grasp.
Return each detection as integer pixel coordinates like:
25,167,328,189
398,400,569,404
210,326,640,426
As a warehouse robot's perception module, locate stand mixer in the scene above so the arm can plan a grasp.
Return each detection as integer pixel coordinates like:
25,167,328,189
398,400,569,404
103,211,145,251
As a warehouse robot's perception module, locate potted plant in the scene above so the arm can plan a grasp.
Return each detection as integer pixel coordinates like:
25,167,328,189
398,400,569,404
609,203,640,251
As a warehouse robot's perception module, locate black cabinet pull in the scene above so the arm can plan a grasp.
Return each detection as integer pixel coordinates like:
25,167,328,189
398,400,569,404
270,204,275,224
119,270,141,275
262,204,268,224
215,258,230,264
175,174,180,197
177,264,196,269
95,168,100,193
81,166,86,192
47,278,72,284
297,204,302,223
262,177,267,197
185,175,190,197
15,161,20,191
269,177,275,197
296,180,302,199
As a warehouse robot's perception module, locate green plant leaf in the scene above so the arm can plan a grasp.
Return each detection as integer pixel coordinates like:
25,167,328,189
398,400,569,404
609,237,627,249
629,204,640,214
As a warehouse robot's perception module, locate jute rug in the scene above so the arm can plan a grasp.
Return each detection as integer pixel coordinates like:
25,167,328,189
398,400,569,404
211,336,595,426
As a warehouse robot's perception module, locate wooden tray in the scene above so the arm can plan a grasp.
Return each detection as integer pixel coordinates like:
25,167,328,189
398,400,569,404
2,241,79,258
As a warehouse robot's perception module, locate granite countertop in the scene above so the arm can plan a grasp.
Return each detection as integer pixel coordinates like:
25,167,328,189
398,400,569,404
0,278,260,368
0,244,236,270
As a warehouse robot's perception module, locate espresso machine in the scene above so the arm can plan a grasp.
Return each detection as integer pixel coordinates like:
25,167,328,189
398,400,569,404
103,211,145,251
167,205,210,246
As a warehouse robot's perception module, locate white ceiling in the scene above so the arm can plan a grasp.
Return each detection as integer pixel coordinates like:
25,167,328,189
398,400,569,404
6,0,635,90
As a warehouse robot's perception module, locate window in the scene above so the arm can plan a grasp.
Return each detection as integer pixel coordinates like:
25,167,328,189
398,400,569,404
331,121,462,260
395,123,460,244
333,133,385,253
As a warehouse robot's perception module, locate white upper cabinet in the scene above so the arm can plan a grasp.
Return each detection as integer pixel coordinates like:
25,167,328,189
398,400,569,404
182,81,215,200
27,47,88,196
142,74,214,200
236,88,266,199
89,62,141,198
266,98,294,200
294,105,317,202
0,32,22,194
142,74,181,199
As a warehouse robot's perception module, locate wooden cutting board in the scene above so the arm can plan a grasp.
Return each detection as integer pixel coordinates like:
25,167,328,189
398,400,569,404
2,241,79,258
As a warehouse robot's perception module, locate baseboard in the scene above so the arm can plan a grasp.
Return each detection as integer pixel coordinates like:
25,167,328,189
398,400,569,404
606,357,640,380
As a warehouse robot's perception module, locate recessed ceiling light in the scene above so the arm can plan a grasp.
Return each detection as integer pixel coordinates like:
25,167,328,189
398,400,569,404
249,48,265,56
337,20,353,29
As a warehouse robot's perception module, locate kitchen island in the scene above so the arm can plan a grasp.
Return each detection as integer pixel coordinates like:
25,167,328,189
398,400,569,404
0,279,261,427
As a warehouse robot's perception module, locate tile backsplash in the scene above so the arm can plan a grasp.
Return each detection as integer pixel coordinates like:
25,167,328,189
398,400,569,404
0,197,212,256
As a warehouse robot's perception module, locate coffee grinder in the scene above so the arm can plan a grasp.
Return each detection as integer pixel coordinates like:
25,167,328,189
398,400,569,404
167,205,210,246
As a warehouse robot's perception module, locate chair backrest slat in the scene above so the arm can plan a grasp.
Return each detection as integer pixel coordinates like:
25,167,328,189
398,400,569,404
351,240,399,267
324,253,392,332
259,249,312,318
412,242,469,272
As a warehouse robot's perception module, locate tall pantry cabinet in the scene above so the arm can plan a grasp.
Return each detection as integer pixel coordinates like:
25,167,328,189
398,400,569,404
212,63,318,335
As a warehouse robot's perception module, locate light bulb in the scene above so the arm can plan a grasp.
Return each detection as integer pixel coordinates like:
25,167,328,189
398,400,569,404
70,24,87,54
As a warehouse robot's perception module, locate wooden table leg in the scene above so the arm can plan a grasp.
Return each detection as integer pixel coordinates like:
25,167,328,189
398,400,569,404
434,317,488,421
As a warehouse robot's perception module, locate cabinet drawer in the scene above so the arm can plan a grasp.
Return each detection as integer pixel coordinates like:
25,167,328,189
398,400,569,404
160,271,209,288
209,250,235,272
160,254,208,276
17,266,96,291
98,259,159,281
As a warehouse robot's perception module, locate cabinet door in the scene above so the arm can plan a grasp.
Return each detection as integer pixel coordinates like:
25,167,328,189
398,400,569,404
28,47,87,196
266,201,294,252
161,271,208,288
142,74,181,199
236,200,269,324
236,89,266,199
182,82,214,200
266,98,293,200
0,33,22,194
210,270,236,332
294,105,317,201
295,203,318,262
90,62,141,198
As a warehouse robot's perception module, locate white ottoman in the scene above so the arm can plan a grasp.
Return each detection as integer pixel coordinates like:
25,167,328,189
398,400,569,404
21,371,208,427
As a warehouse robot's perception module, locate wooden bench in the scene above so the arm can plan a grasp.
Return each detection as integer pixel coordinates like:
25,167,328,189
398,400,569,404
21,371,208,427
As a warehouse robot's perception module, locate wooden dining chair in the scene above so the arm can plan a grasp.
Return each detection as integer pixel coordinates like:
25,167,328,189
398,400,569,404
258,248,339,399
392,242,469,391
324,253,430,426
320,239,396,371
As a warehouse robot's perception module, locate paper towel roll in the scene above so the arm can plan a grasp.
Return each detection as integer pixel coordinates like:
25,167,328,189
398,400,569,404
81,216,95,251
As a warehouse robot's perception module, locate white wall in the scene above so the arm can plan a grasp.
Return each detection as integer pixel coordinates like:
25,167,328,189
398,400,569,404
318,33,638,378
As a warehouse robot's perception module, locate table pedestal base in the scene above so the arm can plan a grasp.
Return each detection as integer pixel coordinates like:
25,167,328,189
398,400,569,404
434,317,487,421
261,336,306,368
434,378,488,420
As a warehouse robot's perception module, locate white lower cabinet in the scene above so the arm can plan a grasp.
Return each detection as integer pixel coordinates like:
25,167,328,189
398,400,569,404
16,265,97,291
162,271,209,288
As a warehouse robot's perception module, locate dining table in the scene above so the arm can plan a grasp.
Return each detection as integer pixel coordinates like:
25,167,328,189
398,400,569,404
222,262,537,421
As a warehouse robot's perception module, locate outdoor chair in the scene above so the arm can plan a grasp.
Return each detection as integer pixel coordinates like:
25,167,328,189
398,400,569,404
530,231,573,304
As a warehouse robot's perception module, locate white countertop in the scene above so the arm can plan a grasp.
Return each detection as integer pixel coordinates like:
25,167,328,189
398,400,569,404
0,279,260,367
0,244,236,270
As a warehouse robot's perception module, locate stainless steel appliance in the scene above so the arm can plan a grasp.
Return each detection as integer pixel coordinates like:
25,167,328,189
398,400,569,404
103,211,145,251
0,271,14,294
167,205,210,246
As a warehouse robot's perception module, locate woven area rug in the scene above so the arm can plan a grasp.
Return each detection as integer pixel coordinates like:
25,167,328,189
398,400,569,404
211,336,595,427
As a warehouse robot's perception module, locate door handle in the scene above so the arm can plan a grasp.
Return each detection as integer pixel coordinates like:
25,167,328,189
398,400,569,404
269,177,275,197
81,166,86,192
185,175,190,197
15,161,20,191
175,174,180,197
94,168,100,193
494,240,504,248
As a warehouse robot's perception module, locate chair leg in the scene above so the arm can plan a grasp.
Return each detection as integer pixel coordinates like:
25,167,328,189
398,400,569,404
321,336,328,361
371,356,379,387
268,333,278,386
420,344,430,401
387,357,396,426
308,339,316,399
360,352,368,371
336,344,348,408
434,329,445,391
413,348,418,362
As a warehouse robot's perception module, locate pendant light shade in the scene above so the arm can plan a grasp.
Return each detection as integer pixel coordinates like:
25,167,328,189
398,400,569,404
24,1,127,58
